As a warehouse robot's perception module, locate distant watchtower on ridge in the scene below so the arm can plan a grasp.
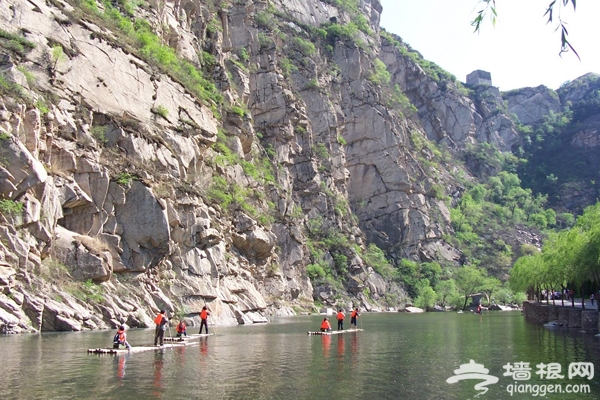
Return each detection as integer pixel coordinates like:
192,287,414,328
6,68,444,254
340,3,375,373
466,70,492,87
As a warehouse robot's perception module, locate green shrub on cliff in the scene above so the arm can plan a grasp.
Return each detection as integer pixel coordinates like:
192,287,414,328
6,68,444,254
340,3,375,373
387,84,417,115
325,23,358,44
0,73,26,101
255,11,275,30
0,29,36,56
71,280,105,303
116,172,135,185
368,59,391,86
0,200,23,215
152,105,169,119
292,37,316,57
306,263,328,280
362,244,395,279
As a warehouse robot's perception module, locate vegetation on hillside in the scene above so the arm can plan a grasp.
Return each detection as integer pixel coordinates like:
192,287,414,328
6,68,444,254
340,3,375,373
513,74,600,213
510,202,600,304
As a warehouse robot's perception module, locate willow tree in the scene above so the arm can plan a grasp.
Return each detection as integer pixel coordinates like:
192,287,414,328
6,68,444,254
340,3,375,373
569,204,600,308
509,252,545,302
541,231,576,306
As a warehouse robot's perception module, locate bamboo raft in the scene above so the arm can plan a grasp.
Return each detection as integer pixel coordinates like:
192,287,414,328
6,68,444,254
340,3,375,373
88,340,199,355
163,333,214,342
307,328,364,336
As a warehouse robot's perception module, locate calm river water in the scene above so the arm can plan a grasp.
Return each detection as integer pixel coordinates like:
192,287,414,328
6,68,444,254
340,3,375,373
1,311,599,399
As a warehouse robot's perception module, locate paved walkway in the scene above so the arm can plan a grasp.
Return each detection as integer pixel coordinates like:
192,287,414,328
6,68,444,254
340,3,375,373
540,299,599,309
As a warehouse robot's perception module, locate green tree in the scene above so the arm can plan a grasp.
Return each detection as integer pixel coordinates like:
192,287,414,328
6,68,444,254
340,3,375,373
493,284,515,305
455,266,486,310
435,279,457,307
414,279,437,310
509,252,544,297
480,276,502,306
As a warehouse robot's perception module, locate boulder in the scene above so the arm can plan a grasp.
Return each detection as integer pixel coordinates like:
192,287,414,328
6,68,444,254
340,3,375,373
41,298,82,331
51,226,112,282
0,131,47,198
232,225,276,261
401,306,424,313
115,181,170,271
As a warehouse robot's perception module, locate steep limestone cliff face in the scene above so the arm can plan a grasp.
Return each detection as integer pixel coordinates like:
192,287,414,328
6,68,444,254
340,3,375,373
0,0,291,332
380,36,519,154
0,0,420,332
504,86,562,126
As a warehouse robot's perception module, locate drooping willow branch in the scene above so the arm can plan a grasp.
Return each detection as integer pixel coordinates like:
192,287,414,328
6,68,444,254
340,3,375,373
471,0,580,59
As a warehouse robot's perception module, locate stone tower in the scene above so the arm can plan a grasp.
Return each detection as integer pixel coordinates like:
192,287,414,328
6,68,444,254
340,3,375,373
466,70,492,86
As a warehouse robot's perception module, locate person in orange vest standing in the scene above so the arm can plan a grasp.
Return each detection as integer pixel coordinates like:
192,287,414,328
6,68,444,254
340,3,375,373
336,309,345,331
199,306,210,334
154,310,168,346
176,320,187,337
350,307,360,329
320,317,332,332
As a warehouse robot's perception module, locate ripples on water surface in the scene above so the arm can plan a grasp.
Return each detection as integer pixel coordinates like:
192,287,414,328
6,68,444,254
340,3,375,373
1,312,599,399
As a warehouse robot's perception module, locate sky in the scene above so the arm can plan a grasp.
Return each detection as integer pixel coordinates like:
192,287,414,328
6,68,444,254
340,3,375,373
378,0,600,91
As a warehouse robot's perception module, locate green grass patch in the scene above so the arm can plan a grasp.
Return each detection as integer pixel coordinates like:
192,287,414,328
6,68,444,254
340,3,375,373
152,104,169,119
116,172,135,185
90,125,108,145
0,29,36,56
368,59,391,86
0,199,23,215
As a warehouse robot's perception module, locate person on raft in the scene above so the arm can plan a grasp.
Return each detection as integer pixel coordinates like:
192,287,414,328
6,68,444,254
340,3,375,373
176,320,187,337
350,307,360,329
320,317,332,332
154,310,168,346
113,325,132,350
199,306,211,334
336,309,345,330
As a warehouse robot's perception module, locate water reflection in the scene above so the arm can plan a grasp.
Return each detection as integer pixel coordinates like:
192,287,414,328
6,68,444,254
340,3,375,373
152,351,163,398
322,334,331,358
116,354,130,382
337,335,345,358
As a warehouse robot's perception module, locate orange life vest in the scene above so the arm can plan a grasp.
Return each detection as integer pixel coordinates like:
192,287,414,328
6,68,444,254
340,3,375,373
200,309,208,319
176,322,186,333
337,312,344,320
154,314,165,325
321,320,330,330
116,330,125,342
351,310,358,318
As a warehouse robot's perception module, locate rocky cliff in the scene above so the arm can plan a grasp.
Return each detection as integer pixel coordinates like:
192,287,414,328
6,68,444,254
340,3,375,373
0,0,596,333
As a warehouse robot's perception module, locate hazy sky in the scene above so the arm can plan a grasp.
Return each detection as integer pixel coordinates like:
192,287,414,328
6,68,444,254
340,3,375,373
379,0,600,91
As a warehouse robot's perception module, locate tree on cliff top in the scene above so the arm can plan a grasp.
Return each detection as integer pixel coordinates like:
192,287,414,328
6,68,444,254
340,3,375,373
472,0,579,58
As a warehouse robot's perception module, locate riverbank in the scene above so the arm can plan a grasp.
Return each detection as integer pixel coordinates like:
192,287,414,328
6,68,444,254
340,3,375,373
522,301,599,332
